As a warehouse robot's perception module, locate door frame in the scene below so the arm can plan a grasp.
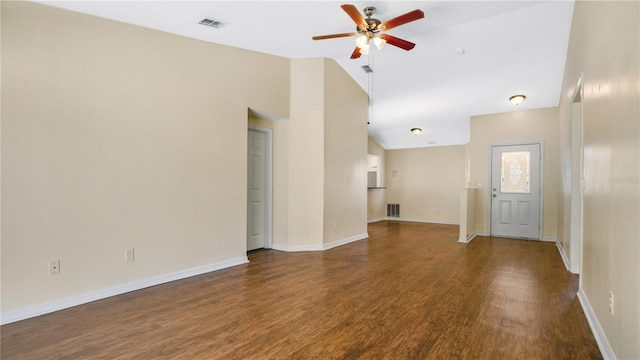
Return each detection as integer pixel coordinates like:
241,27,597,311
487,141,544,240
248,125,273,249
570,74,584,276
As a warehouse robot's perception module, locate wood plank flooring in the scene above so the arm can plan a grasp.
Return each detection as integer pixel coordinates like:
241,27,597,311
1,221,602,359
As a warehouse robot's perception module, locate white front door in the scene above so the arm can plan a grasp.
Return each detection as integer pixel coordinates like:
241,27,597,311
247,129,267,250
490,143,542,239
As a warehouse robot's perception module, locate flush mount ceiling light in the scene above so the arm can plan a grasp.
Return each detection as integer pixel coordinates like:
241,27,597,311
509,94,526,105
411,128,422,135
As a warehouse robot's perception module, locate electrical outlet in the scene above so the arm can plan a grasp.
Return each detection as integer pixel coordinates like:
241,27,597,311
126,248,135,262
49,260,60,275
609,291,615,315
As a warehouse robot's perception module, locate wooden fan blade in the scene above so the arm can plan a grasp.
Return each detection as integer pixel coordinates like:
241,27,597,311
341,4,368,30
350,47,362,59
380,9,425,31
312,32,358,40
379,34,416,51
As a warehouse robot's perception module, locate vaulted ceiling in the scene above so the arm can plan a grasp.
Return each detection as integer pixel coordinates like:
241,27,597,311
35,1,575,149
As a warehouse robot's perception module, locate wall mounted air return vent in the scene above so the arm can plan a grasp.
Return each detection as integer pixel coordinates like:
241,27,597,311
362,65,373,73
199,18,226,29
387,204,400,218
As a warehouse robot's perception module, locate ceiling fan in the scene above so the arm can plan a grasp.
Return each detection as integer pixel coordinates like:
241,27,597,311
312,4,425,59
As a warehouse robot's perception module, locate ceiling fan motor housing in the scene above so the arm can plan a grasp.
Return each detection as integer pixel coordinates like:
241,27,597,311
359,6,382,36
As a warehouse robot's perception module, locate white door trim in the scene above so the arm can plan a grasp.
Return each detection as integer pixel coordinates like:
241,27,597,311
248,125,273,249
571,73,585,276
487,141,544,240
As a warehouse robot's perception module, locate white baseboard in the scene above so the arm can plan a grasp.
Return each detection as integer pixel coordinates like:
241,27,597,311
324,233,368,250
0,256,249,325
577,289,615,359
458,232,478,243
270,243,323,252
552,238,580,274
385,217,459,226
542,236,558,243
367,217,385,223
554,238,571,272
271,233,369,252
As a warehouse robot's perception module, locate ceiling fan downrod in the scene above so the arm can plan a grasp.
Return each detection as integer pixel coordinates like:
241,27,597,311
360,7,381,35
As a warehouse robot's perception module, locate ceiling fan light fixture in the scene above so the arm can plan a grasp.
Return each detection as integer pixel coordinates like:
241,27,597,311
373,36,386,50
509,94,526,105
411,128,422,135
355,35,369,49
359,44,370,55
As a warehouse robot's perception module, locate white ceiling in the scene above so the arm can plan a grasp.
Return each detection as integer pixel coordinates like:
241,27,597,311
35,1,575,150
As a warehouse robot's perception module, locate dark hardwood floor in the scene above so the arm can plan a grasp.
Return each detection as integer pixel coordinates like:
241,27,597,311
1,221,602,359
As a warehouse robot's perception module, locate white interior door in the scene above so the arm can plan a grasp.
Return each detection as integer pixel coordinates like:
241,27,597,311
490,143,542,239
247,129,267,251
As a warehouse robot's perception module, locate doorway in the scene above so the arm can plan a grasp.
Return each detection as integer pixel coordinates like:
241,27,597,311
247,127,272,251
490,143,543,239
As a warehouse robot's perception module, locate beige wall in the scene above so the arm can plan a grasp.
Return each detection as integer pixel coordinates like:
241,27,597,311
2,1,370,318
269,58,369,250
248,117,274,129
283,58,326,248
558,1,640,358
323,59,368,244
0,2,291,315
0,0,3,314
272,119,290,248
459,188,478,242
246,56,290,119
468,107,560,239
367,137,386,221
386,145,466,224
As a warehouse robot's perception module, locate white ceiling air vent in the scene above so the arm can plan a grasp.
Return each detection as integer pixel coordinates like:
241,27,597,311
362,65,373,73
199,18,226,29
